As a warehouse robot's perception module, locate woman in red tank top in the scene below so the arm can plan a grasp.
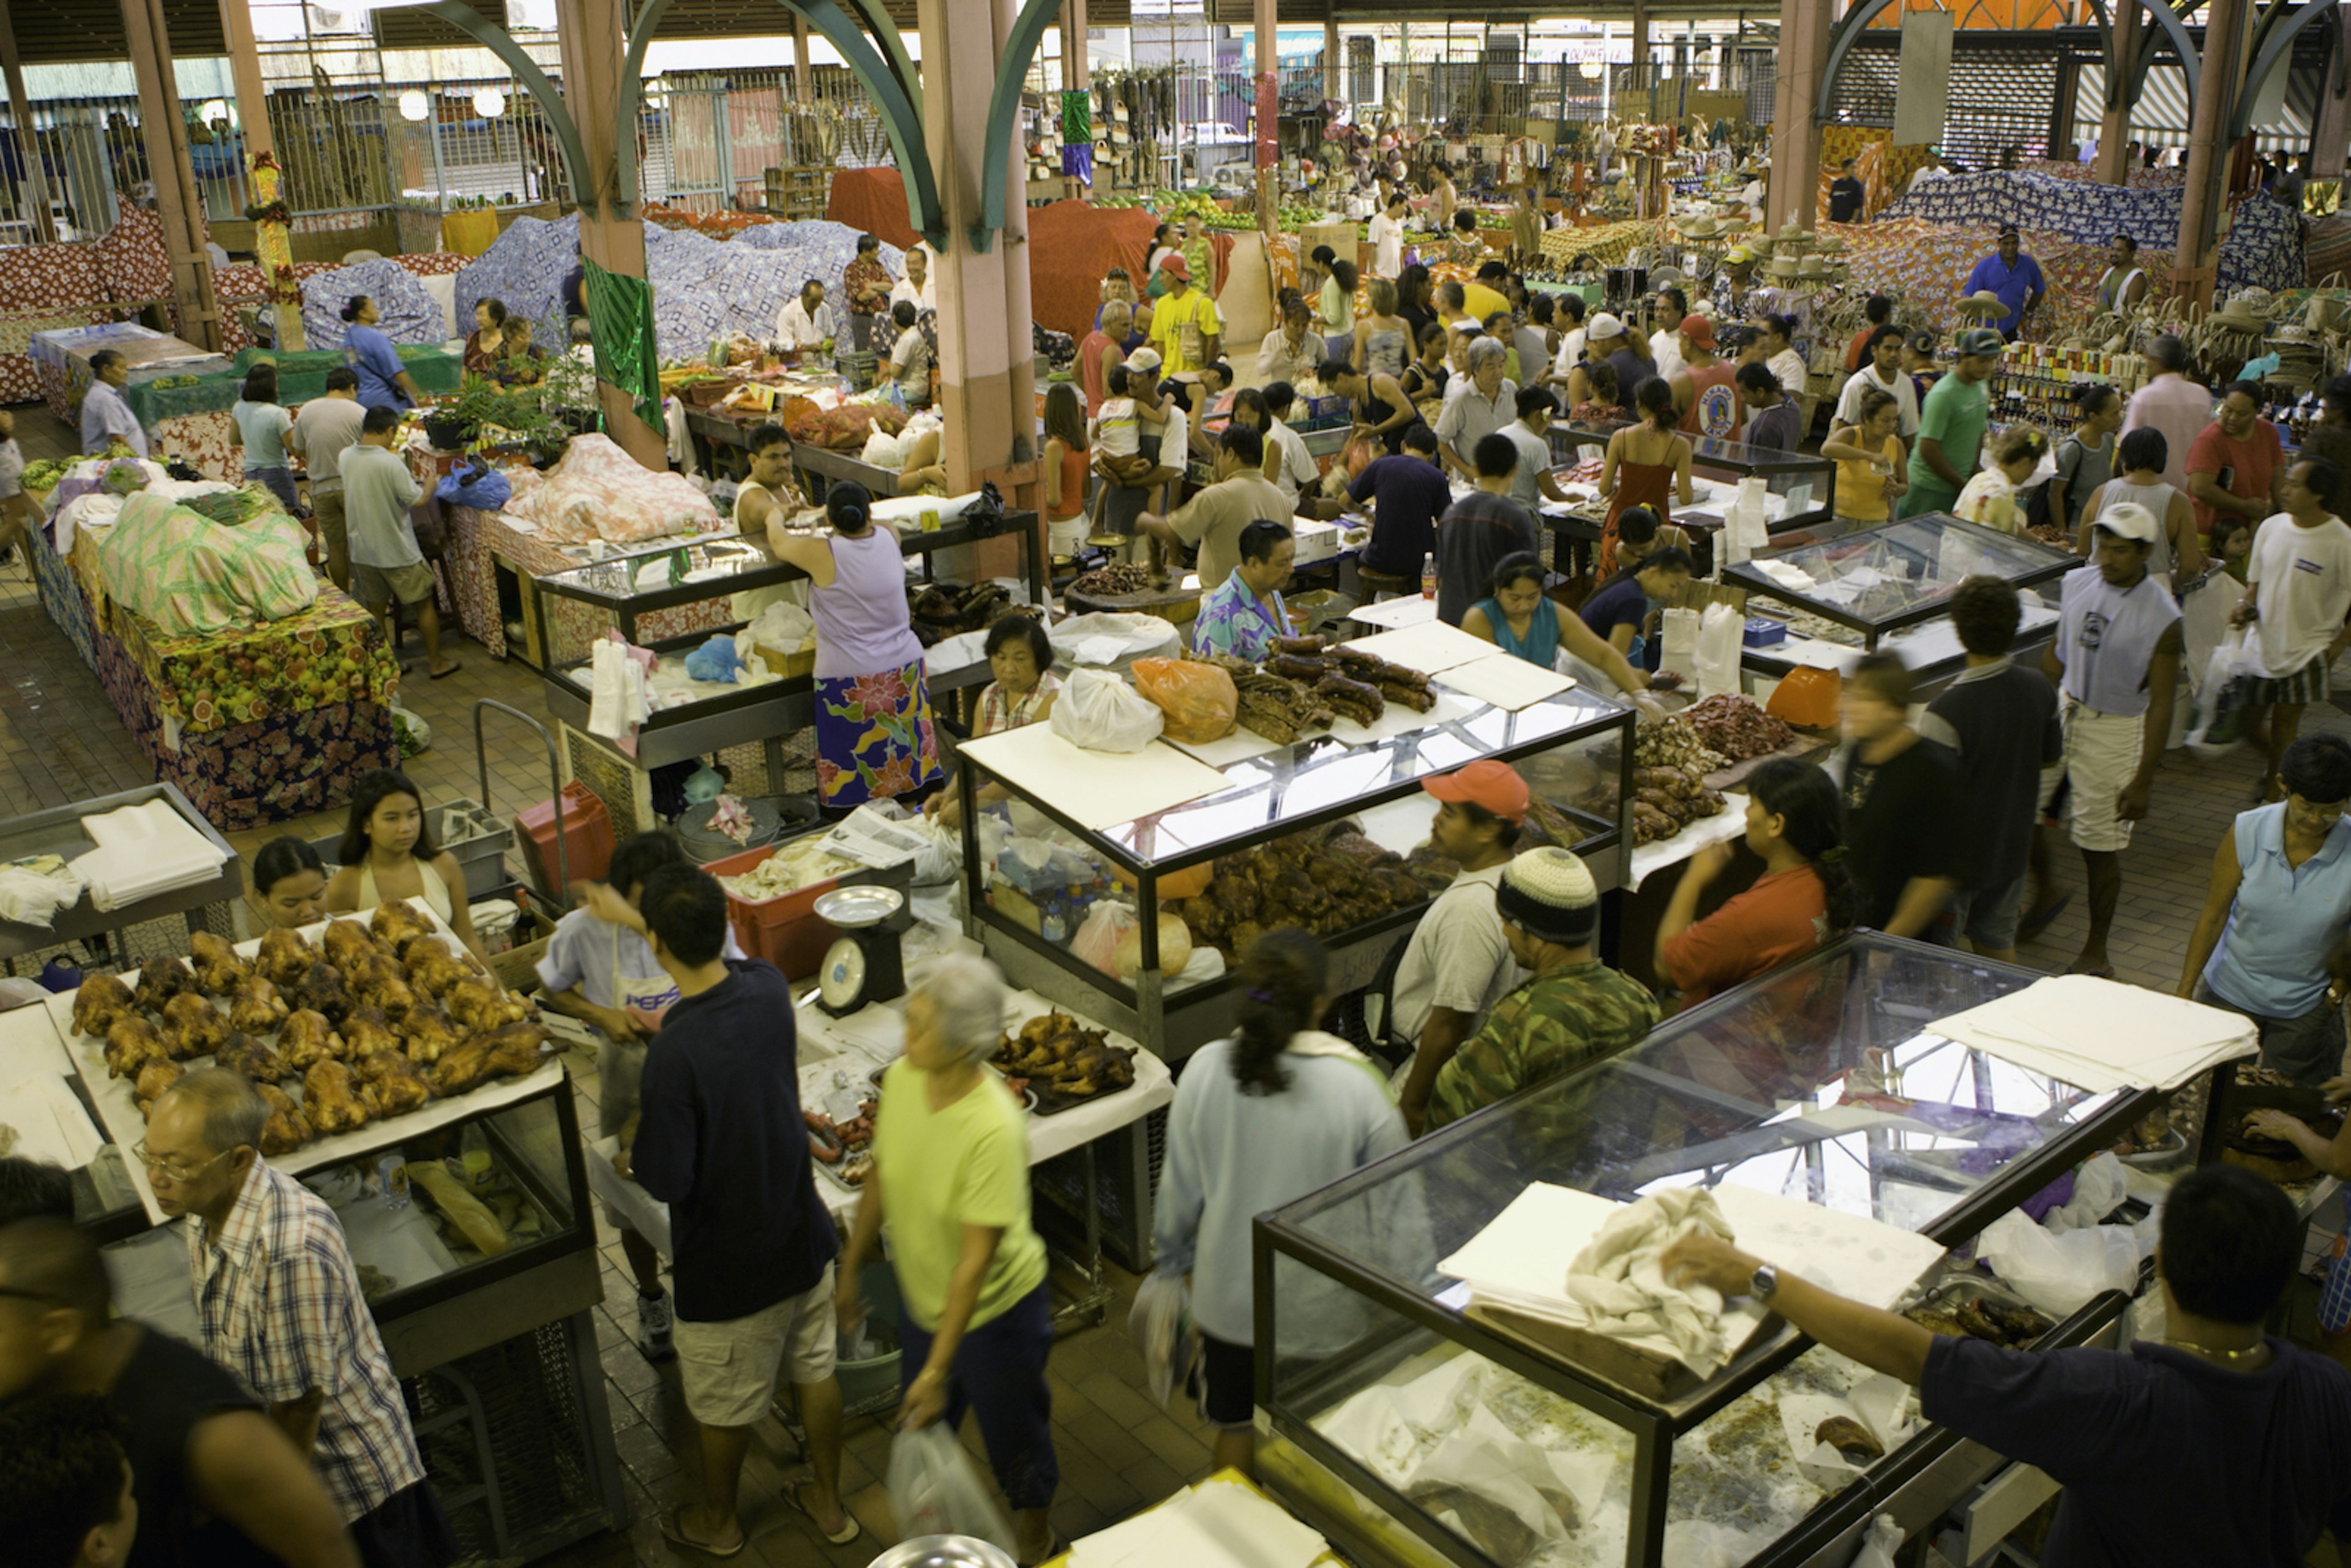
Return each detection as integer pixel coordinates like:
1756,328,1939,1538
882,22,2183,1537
1599,377,1695,574
1043,383,1090,525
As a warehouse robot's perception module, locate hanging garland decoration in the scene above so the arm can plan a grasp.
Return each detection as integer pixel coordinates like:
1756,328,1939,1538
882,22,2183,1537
244,151,306,344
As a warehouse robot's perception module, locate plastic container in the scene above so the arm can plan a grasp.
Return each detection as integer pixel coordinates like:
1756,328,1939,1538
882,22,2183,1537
703,835,916,980
1741,618,1789,648
839,1258,903,1412
514,782,615,899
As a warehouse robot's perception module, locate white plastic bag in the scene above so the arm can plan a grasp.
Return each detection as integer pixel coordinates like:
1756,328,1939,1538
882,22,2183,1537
2043,1152,2129,1232
1657,605,1701,691
1975,1207,2145,1316
1128,1270,1200,1408
2184,626,2264,760
1049,668,1164,753
1848,1513,1905,1568
1695,601,1744,700
1070,899,1138,975
885,1424,1014,1550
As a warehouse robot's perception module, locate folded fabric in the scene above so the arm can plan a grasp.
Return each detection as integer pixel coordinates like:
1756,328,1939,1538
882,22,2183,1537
69,799,228,912
1561,1187,1738,1373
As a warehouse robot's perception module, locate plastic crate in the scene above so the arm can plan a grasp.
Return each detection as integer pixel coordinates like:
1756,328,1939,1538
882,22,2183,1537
515,783,615,901
703,835,917,980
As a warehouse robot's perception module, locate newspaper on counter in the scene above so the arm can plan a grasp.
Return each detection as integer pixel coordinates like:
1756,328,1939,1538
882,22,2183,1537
822,802,932,869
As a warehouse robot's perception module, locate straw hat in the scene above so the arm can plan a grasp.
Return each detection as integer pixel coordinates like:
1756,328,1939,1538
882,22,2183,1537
1775,220,1815,250
1955,289,2011,320
1796,254,1834,280
1649,264,1687,290
1768,253,1802,280
2210,297,2271,334
1678,216,1728,241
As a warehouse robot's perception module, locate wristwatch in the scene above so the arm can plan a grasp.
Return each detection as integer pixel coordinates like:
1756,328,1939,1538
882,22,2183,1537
1749,1262,1780,1302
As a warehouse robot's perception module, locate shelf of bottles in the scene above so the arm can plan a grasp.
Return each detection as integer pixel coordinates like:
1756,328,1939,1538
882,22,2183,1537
1990,342,2147,440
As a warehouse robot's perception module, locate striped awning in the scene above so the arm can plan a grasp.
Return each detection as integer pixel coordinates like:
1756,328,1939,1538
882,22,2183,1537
2078,61,2325,155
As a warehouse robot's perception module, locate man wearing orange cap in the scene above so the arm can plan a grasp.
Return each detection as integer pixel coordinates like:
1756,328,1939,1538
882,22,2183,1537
1385,760,1531,1135
1147,253,1221,375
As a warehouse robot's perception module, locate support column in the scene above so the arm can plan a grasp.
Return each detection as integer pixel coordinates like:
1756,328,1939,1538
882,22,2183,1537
794,17,813,104
119,0,221,350
1765,0,1832,236
1631,0,1652,77
918,0,1040,528
2314,9,2350,180
1324,8,1340,102
2092,0,2142,184
0,1,57,244
556,0,667,470
2175,0,2249,307
1256,0,1277,237
1062,0,1091,201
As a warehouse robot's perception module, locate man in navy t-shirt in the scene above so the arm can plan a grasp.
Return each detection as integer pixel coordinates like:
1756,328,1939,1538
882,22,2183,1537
1349,424,1453,580
1665,1163,2351,1567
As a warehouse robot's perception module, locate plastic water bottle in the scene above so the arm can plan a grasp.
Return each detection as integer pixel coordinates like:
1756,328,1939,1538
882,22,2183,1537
1420,552,1437,599
1040,895,1067,945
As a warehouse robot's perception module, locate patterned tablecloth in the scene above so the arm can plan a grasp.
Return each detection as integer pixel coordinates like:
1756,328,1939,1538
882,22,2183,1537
440,503,733,666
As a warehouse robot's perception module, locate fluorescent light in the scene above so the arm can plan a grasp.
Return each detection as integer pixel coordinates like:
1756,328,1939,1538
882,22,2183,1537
473,88,506,118
398,89,430,121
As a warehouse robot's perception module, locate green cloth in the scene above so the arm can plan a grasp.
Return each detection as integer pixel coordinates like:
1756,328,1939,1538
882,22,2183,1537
583,258,662,439
1427,960,1661,1129
1908,373,1989,510
869,1057,1048,1334
1060,91,1090,144
127,346,462,426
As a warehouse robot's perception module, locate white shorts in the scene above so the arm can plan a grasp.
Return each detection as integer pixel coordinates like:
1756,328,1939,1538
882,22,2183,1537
673,1264,838,1428
2061,699,2144,853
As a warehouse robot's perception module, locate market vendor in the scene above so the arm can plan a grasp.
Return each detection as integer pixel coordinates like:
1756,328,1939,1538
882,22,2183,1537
1597,380,1695,574
1194,519,1295,661
1902,327,2002,517
1711,247,1757,320
1423,847,1659,1129
931,613,1061,833
887,301,933,408
2097,232,2150,312
1655,758,1851,1007
842,232,893,353
890,244,933,315
1093,350,1187,535
1575,544,1693,670
736,422,811,539
246,836,329,931
1256,296,1318,387
773,278,832,354
1136,424,1286,591
462,298,514,378
339,296,421,411
1324,359,1416,457
767,480,943,810
1661,1165,2351,1568
1961,227,2045,340
325,768,489,962
78,348,148,457
1384,762,1530,1134
1434,338,1517,482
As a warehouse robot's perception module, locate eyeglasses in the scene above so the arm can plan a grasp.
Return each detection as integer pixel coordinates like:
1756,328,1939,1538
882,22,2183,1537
130,1141,233,1184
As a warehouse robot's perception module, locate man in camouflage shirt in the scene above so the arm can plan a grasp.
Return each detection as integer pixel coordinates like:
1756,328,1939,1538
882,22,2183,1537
1427,846,1660,1128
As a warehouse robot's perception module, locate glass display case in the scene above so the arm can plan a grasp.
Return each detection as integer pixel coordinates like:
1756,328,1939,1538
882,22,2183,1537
1550,422,1840,540
1727,514,2075,684
956,685,1635,1060
1253,935,2215,1568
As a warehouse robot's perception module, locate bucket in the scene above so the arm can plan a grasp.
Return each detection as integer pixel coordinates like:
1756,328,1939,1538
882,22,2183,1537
839,1258,903,1411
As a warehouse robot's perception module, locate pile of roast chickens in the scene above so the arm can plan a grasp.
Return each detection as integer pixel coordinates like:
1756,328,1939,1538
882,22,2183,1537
72,902,549,1155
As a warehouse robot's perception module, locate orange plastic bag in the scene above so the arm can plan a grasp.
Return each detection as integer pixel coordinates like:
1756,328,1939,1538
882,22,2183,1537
1131,657,1237,745
1766,666,1841,730
1341,432,1378,482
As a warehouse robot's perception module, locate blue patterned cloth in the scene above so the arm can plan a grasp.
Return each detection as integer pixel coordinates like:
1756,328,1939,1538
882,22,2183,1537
300,258,447,350
453,214,908,362
1883,171,2303,298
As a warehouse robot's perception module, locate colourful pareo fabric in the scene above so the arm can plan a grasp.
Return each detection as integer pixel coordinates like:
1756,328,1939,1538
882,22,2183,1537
814,659,943,809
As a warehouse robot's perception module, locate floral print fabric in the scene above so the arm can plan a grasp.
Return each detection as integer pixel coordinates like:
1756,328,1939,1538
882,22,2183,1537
814,659,942,808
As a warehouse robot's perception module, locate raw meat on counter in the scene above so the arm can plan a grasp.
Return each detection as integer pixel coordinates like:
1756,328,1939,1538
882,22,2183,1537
1682,694,1800,762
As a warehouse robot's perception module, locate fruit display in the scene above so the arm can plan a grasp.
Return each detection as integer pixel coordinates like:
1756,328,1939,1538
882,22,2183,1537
68,909,550,1155
990,1011,1139,1106
1682,694,1800,763
1173,823,1429,958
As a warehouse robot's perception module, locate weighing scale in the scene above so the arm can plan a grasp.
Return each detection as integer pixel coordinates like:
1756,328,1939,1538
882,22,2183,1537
811,884,909,1016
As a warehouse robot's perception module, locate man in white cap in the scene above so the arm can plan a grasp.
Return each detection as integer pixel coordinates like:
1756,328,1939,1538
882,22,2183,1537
2042,501,2183,978
1425,846,1659,1128
1094,348,1187,535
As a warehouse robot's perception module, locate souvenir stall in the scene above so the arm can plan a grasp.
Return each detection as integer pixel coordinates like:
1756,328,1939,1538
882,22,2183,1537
29,321,230,426
120,345,466,483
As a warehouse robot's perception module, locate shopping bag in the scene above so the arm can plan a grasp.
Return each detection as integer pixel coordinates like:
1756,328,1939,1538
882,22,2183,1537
2184,627,2264,760
1694,601,1744,700
1131,657,1236,744
885,1424,1015,1550
1048,667,1164,752
1070,899,1137,975
1974,1207,2145,1316
1128,1270,1201,1408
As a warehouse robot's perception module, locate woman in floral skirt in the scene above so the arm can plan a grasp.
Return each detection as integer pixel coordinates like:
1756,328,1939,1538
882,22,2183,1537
767,481,942,811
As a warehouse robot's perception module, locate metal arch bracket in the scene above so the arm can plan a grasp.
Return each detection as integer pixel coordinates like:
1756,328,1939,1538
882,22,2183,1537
416,1,594,217
1815,0,2200,127
1814,0,1901,128
839,0,923,121
974,0,1067,255
2230,0,2342,142
2133,0,2205,111
790,0,946,250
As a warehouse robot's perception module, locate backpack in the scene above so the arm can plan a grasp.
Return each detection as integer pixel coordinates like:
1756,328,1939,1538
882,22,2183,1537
2022,435,2086,537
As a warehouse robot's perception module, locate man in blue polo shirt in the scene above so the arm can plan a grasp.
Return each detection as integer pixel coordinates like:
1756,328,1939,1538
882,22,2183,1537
1963,227,2046,341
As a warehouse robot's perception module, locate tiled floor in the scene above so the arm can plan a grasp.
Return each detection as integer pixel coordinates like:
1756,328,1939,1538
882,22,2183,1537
10,394,2351,1564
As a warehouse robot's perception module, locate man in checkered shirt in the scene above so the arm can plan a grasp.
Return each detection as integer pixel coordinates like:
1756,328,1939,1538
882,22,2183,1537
144,1070,457,1568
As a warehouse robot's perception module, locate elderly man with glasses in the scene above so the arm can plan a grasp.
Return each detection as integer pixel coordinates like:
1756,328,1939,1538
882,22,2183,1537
141,1068,456,1568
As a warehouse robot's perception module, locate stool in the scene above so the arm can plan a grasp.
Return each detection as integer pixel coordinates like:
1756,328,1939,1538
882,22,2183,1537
1356,566,1414,601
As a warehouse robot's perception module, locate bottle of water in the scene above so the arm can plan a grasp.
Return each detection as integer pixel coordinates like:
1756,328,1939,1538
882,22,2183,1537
1040,895,1067,945
1420,552,1437,599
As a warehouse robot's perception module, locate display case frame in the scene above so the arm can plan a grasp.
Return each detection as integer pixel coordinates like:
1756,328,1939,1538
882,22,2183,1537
958,686,1637,1060
1550,420,1841,538
1726,514,2076,643
1251,933,2224,1568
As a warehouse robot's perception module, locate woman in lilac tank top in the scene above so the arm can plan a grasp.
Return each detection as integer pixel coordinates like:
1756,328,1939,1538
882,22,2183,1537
768,481,943,809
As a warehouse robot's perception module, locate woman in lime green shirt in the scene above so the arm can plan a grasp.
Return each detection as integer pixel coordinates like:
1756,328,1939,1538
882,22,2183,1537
838,956,1057,1562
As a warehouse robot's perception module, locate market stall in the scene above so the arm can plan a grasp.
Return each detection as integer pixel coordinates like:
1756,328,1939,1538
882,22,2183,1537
1546,421,1840,575
1251,933,2247,1568
7,898,629,1562
128,344,465,483
29,320,230,426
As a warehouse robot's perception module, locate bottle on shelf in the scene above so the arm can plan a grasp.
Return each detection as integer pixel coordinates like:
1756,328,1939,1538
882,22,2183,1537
1420,552,1438,599
1040,894,1067,945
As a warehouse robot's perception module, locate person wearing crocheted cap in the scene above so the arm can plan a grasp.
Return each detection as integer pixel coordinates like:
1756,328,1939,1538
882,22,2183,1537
1424,847,1660,1129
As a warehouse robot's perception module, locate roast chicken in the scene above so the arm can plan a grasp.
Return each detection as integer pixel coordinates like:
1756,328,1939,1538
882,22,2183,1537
353,1046,434,1116
279,1008,346,1070
72,974,136,1038
133,1059,184,1111
398,1002,463,1064
989,1012,1138,1100
370,899,437,953
189,931,249,994
132,956,196,1013
404,944,474,1000
255,927,315,986
213,1032,290,1084
302,1060,375,1135
432,1022,550,1094
347,954,418,1022
103,1016,170,1078
227,976,288,1035
294,961,354,1025
255,1082,312,1155
160,992,228,1059
445,978,529,1036
341,1007,403,1062
320,918,384,973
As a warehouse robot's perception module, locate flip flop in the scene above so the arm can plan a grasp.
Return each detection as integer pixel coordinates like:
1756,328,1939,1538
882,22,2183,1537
429,662,463,680
2015,891,2071,943
1017,1534,1071,1567
787,1482,860,1546
658,1506,746,1559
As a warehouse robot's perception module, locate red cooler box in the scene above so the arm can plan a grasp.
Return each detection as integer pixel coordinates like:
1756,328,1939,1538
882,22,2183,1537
517,783,615,899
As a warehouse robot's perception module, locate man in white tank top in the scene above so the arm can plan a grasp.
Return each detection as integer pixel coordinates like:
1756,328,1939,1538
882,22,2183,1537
2096,233,2148,313
736,424,804,546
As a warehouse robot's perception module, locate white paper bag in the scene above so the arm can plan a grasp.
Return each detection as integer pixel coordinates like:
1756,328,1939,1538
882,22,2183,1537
1657,604,1701,689
1696,601,1744,700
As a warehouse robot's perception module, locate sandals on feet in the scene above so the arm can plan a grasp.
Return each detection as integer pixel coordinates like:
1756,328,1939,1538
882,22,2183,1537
787,1482,860,1546
658,1505,746,1559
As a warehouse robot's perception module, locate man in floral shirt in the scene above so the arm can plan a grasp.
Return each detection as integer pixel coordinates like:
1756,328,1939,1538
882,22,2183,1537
1194,519,1296,662
842,233,894,353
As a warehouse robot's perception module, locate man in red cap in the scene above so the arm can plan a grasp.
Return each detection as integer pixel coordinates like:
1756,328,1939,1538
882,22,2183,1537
1147,252,1221,375
1385,760,1531,1135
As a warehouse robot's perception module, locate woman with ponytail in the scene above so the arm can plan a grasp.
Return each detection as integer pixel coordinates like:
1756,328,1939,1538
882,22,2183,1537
766,480,943,810
1654,757,1856,1007
1153,929,1406,1477
338,294,420,411
1596,374,1693,574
